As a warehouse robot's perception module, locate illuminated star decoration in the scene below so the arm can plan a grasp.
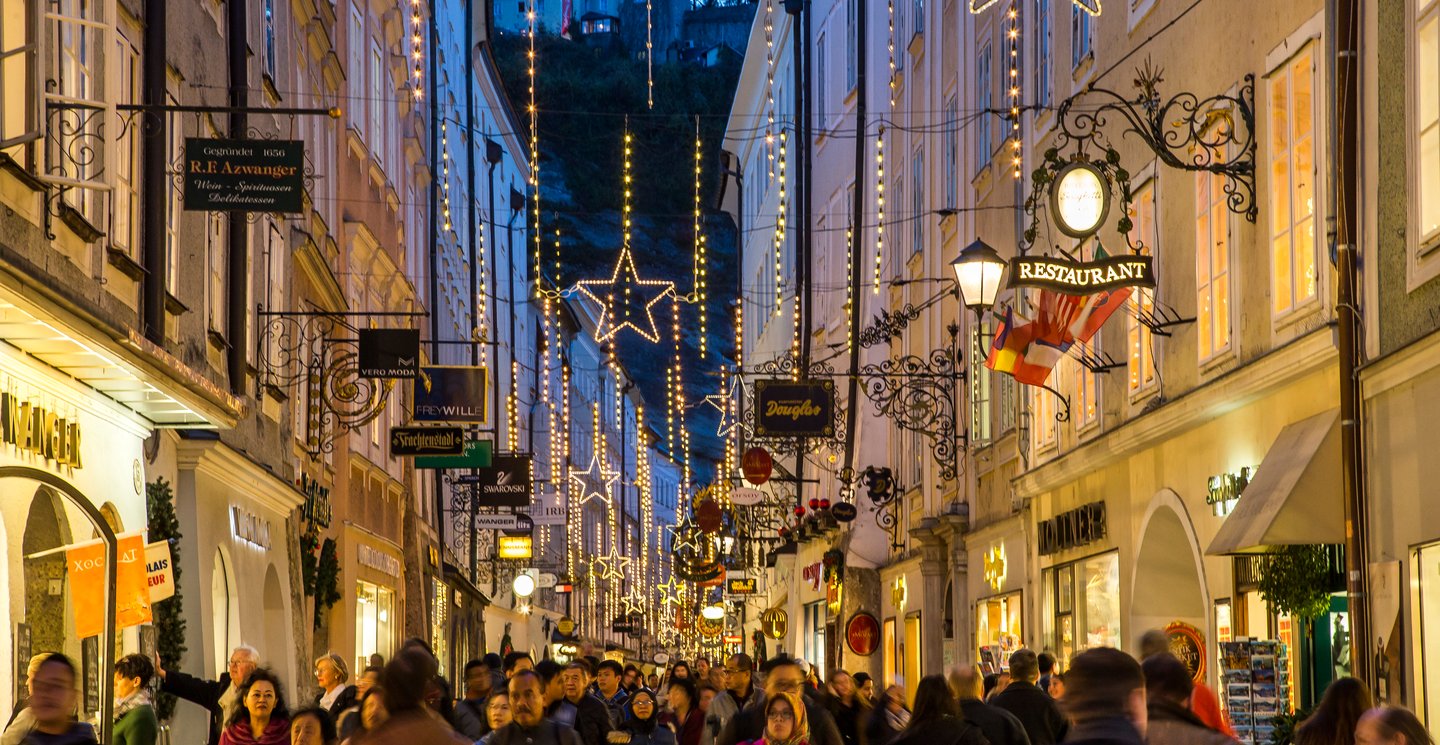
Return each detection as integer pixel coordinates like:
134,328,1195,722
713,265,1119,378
574,248,675,343
656,577,686,608
970,0,1098,12
701,376,744,438
569,454,620,507
592,552,630,582
668,516,705,555
621,592,647,618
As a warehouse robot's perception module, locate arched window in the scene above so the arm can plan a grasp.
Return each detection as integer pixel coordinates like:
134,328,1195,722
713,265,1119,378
212,549,238,675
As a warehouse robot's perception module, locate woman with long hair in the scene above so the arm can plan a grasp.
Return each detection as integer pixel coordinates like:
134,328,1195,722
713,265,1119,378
221,668,291,745
738,693,809,745
1356,707,1433,745
611,690,676,745
864,686,909,745
888,676,985,745
1295,678,1373,745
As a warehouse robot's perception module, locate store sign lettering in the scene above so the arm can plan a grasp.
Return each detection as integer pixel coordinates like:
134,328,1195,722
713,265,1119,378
0,392,82,468
358,544,400,577
1206,467,1255,506
1008,255,1156,295
230,506,272,550
299,474,332,528
1038,501,1107,556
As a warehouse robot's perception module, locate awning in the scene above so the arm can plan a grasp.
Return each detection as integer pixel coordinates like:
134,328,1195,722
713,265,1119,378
1206,409,1344,555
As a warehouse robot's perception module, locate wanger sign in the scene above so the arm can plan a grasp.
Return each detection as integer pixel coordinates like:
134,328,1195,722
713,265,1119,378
1008,254,1155,295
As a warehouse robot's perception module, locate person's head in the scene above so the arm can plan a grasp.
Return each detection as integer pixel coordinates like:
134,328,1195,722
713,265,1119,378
114,654,155,701
314,653,349,692
830,670,855,701
910,675,959,725
1062,648,1146,735
622,665,641,690
764,692,809,744
647,673,660,688
947,665,983,702
508,670,547,728
369,654,385,668
564,662,591,701
1136,630,1169,660
1047,673,1066,699
1007,649,1039,683
627,688,659,722
671,661,692,680
358,687,388,731
982,673,998,700
28,653,80,729
465,659,491,698
853,673,874,701
883,685,906,712
699,684,718,712
535,660,566,705
504,652,534,678
235,667,290,725
1140,654,1191,707
668,677,698,714
486,692,513,731
289,707,336,745
401,638,436,660
356,666,382,696
379,647,439,715
597,660,624,694
1299,677,1374,741
723,654,754,696
760,656,804,698
229,645,261,686
696,658,711,676
1356,706,1434,745
1037,653,1056,676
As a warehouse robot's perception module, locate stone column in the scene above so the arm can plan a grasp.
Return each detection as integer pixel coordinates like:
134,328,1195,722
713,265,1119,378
939,513,970,667
911,518,948,676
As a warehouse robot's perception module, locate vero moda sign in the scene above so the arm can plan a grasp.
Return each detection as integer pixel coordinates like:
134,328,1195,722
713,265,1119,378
414,366,488,424
476,454,533,507
358,329,420,378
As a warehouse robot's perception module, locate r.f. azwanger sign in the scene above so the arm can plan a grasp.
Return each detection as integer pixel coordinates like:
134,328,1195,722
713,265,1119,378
1008,254,1155,295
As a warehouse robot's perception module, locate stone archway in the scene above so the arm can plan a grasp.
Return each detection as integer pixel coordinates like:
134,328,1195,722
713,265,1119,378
1130,490,1209,645
263,564,290,689
23,486,74,656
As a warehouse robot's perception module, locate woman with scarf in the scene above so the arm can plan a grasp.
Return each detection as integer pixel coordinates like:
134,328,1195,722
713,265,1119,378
738,693,809,745
864,687,909,745
220,668,291,745
609,690,676,745
113,655,159,745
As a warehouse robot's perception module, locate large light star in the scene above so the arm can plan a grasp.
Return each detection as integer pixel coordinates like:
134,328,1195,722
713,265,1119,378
574,247,675,343
569,454,619,507
656,576,686,607
592,552,630,582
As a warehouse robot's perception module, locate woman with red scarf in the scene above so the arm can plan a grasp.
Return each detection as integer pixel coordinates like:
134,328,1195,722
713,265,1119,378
220,668,291,745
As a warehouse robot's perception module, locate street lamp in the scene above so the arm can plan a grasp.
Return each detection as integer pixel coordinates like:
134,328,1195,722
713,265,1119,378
951,238,1008,314
513,573,536,599
701,604,726,621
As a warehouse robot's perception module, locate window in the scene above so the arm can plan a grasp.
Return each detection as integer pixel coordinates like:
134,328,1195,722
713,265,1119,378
1032,372,1056,449
945,93,959,208
370,42,385,162
998,374,1016,433
113,32,141,256
846,0,859,92
1417,1,1440,255
1269,44,1318,317
0,0,39,155
1197,169,1232,359
817,33,828,130
1075,240,1100,428
1126,179,1157,394
913,0,925,37
971,321,993,444
355,580,396,672
1041,551,1121,669
978,41,994,166
911,147,923,253
206,213,226,333
348,7,364,134
165,102,185,292
263,0,277,80
1071,4,1092,70
1035,0,1053,107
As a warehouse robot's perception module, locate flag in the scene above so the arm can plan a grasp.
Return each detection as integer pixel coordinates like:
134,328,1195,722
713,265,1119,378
1068,246,1134,342
562,0,573,37
985,304,1066,387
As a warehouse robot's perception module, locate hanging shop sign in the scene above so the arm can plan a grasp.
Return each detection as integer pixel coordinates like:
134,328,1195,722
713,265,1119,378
68,534,151,638
183,138,305,213
358,329,421,378
723,634,744,645
831,502,858,522
558,617,577,636
357,544,401,577
742,447,774,485
416,438,493,469
696,498,723,532
414,366,489,424
0,392,83,469
230,506,273,550
1049,160,1111,238
537,572,558,589
144,541,175,602
390,426,465,457
612,613,643,635
554,580,574,594
469,513,521,531
530,488,568,526
760,608,788,639
476,454,533,507
846,613,881,656
698,615,724,637
497,535,533,560
1007,254,1155,295
730,487,766,506
727,578,757,595
984,544,1008,592
299,474,332,528
753,380,835,438
1165,621,1207,683
1038,501,1108,556
801,562,823,591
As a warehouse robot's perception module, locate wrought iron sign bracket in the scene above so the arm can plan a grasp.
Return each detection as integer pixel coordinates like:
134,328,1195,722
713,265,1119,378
1133,299,1196,337
1039,383,1073,423
858,344,962,483
1074,346,1126,374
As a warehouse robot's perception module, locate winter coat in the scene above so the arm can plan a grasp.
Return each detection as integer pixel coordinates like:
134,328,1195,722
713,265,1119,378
717,696,843,745
486,721,585,745
888,716,988,745
616,697,678,745
987,683,1066,745
1143,702,1236,745
160,670,238,745
958,701,1029,745
113,703,160,745
703,688,757,745
1060,717,1143,745
317,686,359,722
219,717,291,745
549,695,615,745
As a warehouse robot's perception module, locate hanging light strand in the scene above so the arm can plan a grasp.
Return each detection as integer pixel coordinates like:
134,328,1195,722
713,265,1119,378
409,0,424,100
1007,3,1022,179
692,116,708,357
873,126,885,295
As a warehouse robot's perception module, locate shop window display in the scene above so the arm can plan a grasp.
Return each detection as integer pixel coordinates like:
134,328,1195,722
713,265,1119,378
356,580,395,672
976,592,1023,673
1042,551,1120,667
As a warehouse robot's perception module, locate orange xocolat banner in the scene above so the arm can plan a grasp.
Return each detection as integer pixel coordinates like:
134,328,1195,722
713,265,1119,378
67,533,152,638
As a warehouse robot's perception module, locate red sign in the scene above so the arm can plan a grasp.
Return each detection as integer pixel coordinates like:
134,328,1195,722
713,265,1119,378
742,447,773,485
696,498,723,533
845,612,881,656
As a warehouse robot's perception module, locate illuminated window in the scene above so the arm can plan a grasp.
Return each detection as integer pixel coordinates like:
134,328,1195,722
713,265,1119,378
1032,376,1056,450
356,579,396,671
263,0,277,80
1197,169,1232,359
977,41,994,166
1071,3,1092,70
1269,44,1319,317
1034,0,1052,107
1126,180,1157,394
1414,2,1440,280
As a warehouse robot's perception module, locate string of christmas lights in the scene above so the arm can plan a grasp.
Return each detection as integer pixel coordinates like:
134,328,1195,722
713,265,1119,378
647,0,655,109
873,126,885,296
1007,3,1022,179
692,118,708,357
409,0,424,100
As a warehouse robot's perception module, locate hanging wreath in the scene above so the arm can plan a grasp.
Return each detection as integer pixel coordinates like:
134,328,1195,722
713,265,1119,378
1256,544,1333,620
822,549,845,583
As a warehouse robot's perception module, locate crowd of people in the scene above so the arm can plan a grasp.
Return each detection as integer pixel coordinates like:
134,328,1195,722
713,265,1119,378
1,634,1434,745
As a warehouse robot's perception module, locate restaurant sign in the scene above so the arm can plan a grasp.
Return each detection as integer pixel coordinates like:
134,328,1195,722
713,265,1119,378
183,138,305,213
754,380,835,438
1008,254,1156,295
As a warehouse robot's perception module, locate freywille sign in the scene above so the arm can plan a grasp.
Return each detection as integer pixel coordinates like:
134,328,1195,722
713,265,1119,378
1038,501,1107,556
1008,254,1156,295
476,455,533,507
415,366,489,423
358,329,420,378
183,138,304,212
753,380,835,438
390,427,465,456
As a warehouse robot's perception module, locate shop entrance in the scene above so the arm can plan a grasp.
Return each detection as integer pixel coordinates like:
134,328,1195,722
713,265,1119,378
22,488,74,658
1131,495,1208,641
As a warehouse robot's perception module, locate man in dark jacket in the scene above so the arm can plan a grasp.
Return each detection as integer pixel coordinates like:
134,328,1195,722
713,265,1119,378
989,650,1066,745
455,658,499,739
703,654,757,745
548,661,612,745
949,664,1031,745
1058,648,1145,745
716,656,843,745
476,670,584,745
155,645,259,745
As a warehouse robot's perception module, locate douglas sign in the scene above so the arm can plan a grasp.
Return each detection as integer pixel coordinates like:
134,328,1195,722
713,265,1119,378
754,380,835,438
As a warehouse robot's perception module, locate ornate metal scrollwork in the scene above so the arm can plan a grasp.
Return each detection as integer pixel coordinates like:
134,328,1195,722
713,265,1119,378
858,347,961,482
41,102,110,240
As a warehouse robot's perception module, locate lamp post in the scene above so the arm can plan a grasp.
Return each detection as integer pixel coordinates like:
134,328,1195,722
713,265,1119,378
950,238,1009,317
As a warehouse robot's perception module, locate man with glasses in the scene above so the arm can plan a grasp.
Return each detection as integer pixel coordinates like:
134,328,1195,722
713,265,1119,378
155,645,259,745
716,656,842,745
701,654,756,745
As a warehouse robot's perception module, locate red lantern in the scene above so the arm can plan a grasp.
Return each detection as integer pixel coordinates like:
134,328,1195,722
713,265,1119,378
808,498,820,510
820,498,832,509
793,506,805,518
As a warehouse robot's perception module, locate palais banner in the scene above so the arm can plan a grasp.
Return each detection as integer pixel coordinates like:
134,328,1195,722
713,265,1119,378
1007,254,1155,295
